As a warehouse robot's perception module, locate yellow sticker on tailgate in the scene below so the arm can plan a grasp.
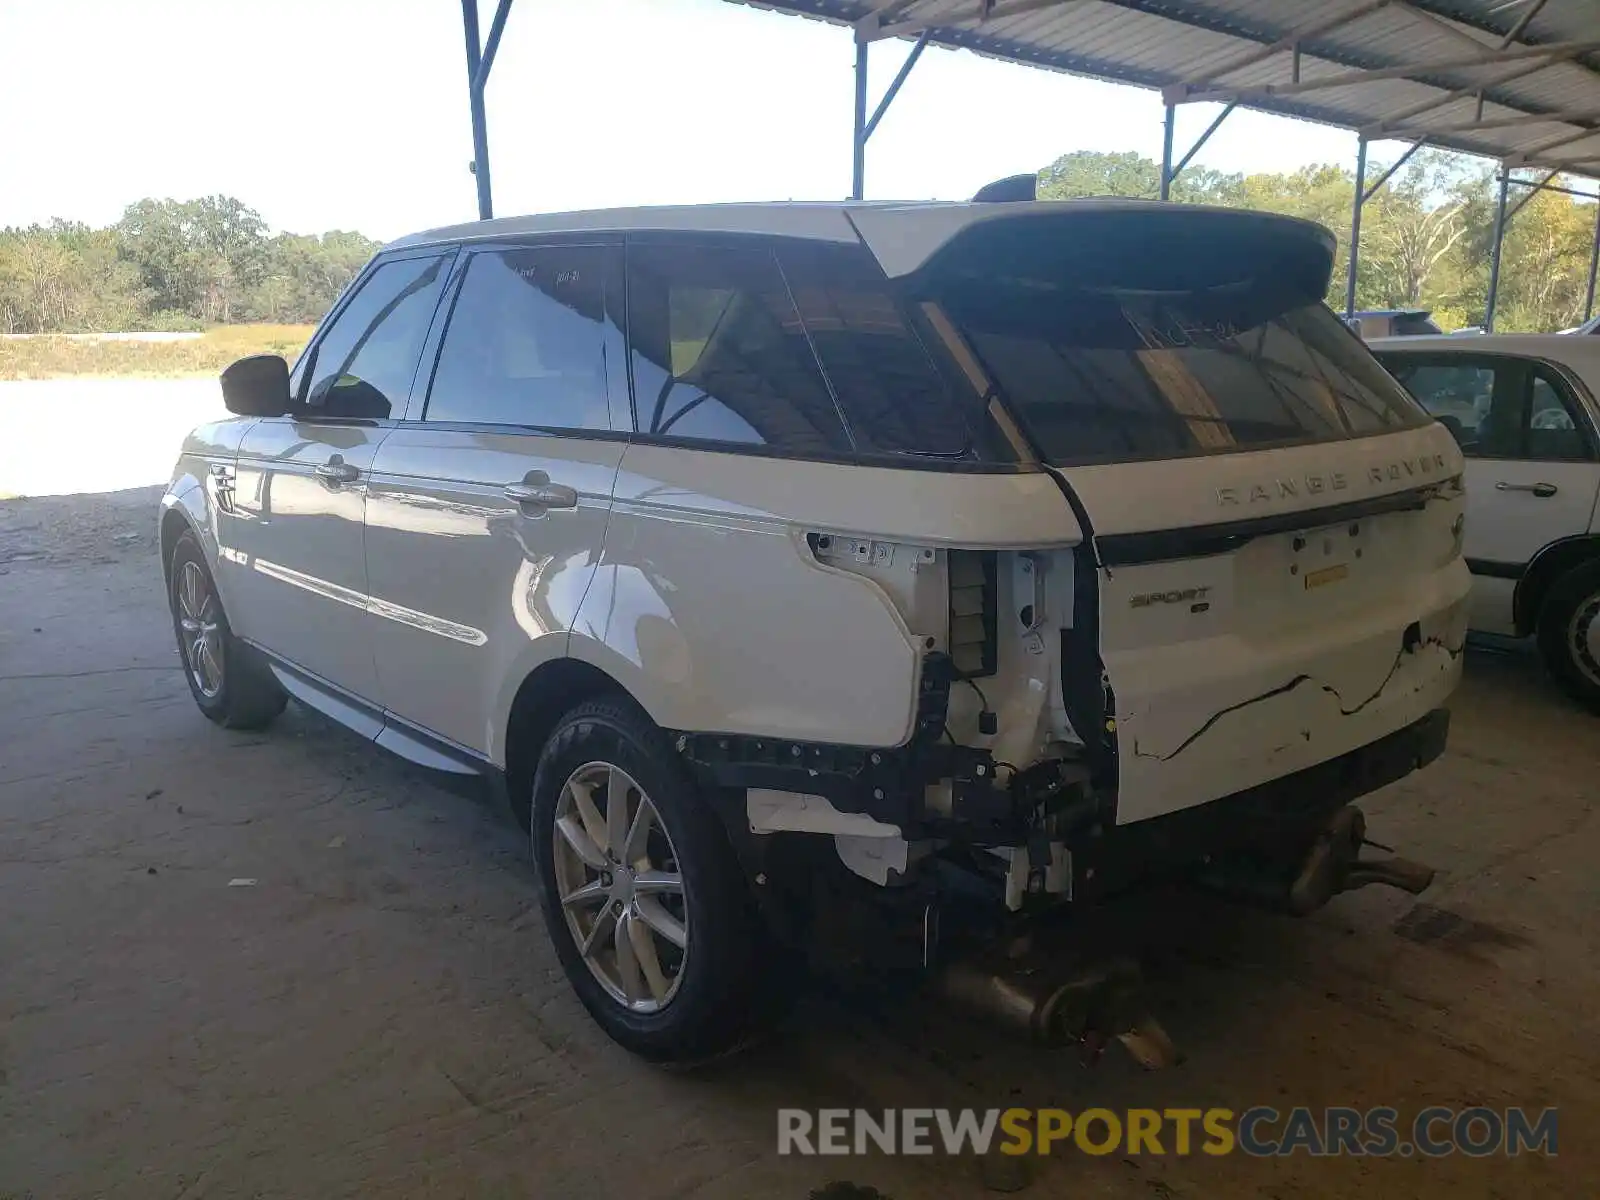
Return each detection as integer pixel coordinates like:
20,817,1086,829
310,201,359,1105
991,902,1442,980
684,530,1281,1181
1304,563,1350,591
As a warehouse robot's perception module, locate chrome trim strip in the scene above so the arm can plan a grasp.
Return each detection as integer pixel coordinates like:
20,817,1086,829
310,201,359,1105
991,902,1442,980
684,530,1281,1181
253,559,487,647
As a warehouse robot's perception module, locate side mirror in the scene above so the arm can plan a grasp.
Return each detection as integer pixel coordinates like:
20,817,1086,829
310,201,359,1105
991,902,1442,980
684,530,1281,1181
221,354,291,417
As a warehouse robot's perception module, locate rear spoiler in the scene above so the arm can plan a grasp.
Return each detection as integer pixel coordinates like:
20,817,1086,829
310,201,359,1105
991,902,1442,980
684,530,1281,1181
855,202,1336,291
972,174,1037,203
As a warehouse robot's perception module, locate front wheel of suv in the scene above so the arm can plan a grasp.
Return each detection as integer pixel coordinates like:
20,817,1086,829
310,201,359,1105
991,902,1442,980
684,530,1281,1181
529,697,768,1064
1536,557,1600,712
167,529,287,730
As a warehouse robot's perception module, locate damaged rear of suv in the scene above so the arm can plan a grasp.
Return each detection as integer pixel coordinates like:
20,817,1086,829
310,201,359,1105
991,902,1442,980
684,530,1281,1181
638,199,1466,1055
165,191,1466,1065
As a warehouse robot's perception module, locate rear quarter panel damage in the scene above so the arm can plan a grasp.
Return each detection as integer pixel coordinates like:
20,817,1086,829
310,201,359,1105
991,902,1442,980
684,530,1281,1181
566,445,1083,748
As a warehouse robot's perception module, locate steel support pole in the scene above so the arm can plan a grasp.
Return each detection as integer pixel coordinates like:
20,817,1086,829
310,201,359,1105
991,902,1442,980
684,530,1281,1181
852,39,869,201
1158,104,1184,200
1585,199,1600,322
1169,101,1237,184
476,0,513,89
1346,136,1368,318
1361,138,1428,204
462,0,493,220
1160,104,1176,200
1485,168,1511,332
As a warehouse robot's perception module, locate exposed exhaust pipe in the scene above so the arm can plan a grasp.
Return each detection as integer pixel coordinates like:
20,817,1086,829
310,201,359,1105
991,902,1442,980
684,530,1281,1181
933,951,1177,1069
1198,804,1435,916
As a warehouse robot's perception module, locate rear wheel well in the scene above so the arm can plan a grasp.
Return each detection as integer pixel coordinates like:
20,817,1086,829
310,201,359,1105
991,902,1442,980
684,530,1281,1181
503,658,631,830
1516,536,1600,635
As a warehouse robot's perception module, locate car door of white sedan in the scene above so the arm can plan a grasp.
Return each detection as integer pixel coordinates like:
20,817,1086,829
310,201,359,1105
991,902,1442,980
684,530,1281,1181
1382,352,1600,635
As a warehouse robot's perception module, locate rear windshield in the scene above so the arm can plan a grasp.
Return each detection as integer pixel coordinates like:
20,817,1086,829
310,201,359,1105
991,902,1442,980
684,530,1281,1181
904,209,1433,466
929,281,1430,465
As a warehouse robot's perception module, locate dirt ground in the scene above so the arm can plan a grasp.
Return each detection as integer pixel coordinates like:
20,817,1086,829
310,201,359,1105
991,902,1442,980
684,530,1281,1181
2,483,1597,1200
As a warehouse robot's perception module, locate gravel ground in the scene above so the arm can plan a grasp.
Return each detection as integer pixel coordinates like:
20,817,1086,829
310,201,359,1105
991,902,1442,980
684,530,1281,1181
1,444,1597,1197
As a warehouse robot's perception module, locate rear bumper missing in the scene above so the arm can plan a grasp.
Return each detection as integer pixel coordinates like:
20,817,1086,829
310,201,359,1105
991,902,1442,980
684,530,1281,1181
1072,707,1449,903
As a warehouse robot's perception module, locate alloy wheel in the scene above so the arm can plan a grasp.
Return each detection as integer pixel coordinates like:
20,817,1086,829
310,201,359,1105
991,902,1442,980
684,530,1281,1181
177,560,224,699
550,761,689,1013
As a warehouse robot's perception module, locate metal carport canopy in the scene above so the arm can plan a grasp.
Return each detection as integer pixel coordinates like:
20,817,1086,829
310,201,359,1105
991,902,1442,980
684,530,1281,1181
455,0,1600,326
711,0,1600,327
732,0,1600,185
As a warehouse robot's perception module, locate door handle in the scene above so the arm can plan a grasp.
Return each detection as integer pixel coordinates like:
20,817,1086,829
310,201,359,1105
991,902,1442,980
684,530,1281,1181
1495,480,1558,497
314,457,360,485
504,480,579,510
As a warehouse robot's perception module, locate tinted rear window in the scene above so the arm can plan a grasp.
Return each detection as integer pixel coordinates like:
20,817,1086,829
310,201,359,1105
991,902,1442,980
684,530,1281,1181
773,242,1014,461
933,282,1429,465
625,239,1018,463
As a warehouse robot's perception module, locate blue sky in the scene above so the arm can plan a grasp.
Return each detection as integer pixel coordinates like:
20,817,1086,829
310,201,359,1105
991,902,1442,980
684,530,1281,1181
4,0,1401,240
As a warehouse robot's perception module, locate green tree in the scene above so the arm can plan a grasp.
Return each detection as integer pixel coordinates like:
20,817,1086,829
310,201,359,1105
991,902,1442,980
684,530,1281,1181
0,221,144,333
1032,147,1599,332
115,195,270,323
1036,149,1239,204
245,230,378,322
0,197,378,333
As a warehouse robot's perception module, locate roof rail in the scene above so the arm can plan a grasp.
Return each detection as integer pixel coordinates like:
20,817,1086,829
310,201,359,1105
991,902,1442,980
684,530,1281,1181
971,174,1037,203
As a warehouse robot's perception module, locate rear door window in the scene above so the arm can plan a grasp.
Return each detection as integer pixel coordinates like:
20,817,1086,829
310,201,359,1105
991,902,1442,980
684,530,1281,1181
930,282,1429,465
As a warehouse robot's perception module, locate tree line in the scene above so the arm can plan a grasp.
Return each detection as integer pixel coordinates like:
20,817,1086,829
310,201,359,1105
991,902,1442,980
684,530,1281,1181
5,155,1596,335
0,196,380,334
1038,148,1600,333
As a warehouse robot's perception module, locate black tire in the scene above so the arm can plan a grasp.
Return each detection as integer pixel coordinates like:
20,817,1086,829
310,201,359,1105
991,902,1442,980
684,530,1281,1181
167,529,287,730
1536,557,1600,711
529,696,768,1064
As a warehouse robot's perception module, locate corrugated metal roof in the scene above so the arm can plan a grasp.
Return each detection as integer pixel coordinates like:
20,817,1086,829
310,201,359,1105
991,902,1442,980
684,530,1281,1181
730,0,1600,180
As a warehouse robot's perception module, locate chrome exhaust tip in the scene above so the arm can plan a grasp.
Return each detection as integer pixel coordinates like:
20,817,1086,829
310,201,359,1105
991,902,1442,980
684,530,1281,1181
1198,804,1436,916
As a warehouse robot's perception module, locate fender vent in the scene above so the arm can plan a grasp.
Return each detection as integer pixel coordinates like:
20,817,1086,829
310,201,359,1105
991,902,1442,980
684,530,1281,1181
948,550,997,678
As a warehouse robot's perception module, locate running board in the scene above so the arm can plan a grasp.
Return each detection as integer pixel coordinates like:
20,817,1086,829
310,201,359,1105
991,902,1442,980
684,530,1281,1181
259,649,486,778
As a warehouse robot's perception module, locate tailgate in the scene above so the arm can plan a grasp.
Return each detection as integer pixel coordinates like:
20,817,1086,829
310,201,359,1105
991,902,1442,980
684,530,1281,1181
1065,423,1469,824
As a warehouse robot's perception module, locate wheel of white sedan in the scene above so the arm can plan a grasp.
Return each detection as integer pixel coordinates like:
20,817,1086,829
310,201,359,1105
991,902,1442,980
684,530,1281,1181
1537,558,1600,712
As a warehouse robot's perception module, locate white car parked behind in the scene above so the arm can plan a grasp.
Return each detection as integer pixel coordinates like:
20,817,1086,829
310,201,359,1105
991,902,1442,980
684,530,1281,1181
1373,334,1600,706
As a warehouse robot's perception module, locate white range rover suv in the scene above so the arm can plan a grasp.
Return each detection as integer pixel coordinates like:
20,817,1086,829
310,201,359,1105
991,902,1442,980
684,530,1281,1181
160,195,1469,1062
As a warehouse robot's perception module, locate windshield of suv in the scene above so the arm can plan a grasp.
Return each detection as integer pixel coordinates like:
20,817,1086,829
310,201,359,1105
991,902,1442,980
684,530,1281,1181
927,278,1430,465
